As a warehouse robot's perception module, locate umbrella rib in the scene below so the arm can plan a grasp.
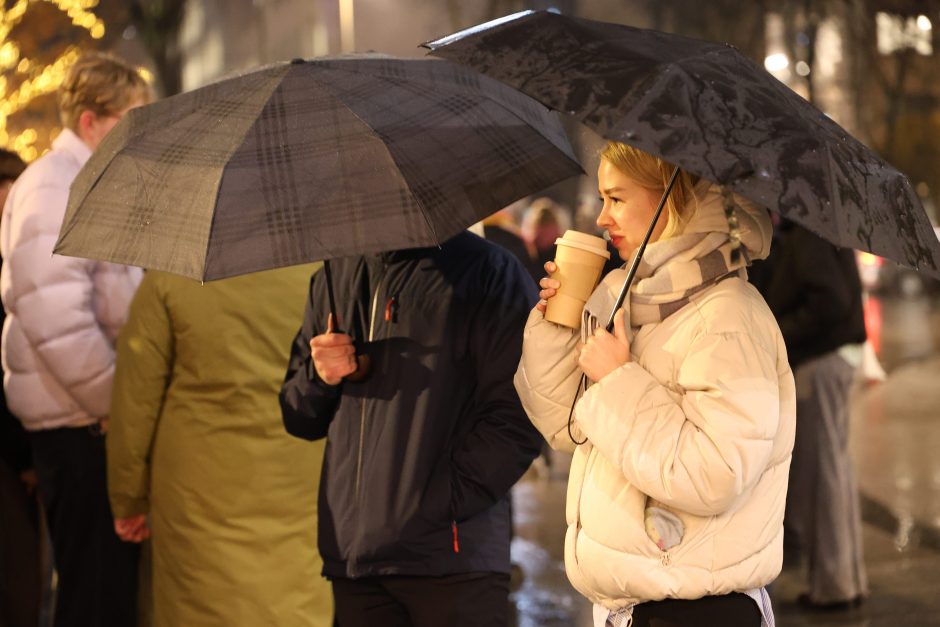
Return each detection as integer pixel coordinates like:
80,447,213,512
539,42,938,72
472,79,581,167
310,68,441,247
202,65,322,279
352,63,581,179
414,69,583,182
822,141,853,250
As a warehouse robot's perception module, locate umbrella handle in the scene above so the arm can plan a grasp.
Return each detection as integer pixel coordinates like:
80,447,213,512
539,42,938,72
603,166,681,332
324,259,340,327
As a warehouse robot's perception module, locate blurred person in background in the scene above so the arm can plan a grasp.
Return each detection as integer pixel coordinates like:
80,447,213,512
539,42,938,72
0,53,151,627
482,206,540,283
521,197,570,270
0,149,24,206
108,266,333,627
0,148,41,627
750,219,869,611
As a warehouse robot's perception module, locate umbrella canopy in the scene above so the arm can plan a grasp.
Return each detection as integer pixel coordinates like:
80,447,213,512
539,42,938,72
425,10,940,277
54,55,581,281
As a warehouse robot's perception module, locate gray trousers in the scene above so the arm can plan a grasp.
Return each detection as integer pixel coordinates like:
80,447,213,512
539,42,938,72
785,351,868,603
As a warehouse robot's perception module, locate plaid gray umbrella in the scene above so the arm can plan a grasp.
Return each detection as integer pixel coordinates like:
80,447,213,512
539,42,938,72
54,55,581,281
425,10,940,277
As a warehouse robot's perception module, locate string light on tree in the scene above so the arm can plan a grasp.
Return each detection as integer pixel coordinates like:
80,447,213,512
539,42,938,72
0,0,106,161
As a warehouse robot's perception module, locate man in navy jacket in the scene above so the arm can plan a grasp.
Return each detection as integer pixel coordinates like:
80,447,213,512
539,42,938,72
280,231,542,626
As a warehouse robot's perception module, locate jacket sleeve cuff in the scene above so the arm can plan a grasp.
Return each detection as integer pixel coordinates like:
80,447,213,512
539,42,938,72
514,307,582,451
281,355,342,440
305,357,342,397
110,495,150,519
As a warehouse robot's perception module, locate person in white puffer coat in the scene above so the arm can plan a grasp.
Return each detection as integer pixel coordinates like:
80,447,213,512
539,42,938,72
0,53,151,627
515,141,796,627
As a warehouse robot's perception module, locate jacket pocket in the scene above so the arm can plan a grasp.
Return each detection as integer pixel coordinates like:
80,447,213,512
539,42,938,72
643,498,685,565
654,512,715,568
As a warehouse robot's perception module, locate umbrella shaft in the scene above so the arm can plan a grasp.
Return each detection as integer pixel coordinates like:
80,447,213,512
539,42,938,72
605,166,680,332
324,259,339,329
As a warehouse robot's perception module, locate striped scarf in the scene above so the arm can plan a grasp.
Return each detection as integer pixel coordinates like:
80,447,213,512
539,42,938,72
582,186,770,339
628,229,749,327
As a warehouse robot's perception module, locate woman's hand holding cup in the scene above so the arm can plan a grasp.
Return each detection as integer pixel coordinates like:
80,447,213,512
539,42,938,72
536,261,561,314
540,232,610,328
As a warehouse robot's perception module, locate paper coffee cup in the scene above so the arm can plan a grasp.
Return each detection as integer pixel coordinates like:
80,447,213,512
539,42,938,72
544,230,611,329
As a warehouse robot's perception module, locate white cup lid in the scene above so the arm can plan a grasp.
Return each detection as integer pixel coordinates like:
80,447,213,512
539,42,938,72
554,230,611,259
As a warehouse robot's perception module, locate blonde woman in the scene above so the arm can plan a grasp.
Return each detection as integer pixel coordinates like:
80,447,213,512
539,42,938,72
515,142,796,626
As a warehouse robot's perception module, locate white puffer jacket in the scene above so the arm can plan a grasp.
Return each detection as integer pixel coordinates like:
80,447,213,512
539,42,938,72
514,195,795,610
0,129,142,431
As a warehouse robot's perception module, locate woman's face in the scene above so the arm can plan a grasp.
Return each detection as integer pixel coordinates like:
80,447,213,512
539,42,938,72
596,159,667,262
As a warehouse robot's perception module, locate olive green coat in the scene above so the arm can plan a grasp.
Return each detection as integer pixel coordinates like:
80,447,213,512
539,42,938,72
108,267,331,627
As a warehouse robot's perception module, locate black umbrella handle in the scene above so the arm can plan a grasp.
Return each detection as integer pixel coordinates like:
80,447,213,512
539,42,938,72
323,259,340,330
604,166,680,332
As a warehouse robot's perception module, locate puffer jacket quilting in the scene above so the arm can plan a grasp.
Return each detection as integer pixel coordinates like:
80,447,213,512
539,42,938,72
0,129,141,430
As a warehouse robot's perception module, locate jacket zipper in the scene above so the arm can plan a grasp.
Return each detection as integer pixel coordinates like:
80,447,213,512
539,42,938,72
354,261,389,499
382,297,396,372
656,515,715,567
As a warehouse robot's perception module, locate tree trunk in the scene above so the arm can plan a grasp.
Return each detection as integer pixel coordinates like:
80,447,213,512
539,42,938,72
882,49,912,157
802,0,819,105
130,0,188,97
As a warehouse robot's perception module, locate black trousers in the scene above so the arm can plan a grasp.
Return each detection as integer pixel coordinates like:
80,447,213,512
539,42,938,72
631,592,761,627
28,427,139,627
0,457,41,627
332,572,510,627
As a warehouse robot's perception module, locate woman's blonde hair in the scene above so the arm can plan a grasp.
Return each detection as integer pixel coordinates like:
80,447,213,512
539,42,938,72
599,141,700,239
58,52,153,132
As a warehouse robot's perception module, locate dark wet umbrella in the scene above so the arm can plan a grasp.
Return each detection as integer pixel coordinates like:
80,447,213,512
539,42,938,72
54,55,581,282
424,10,940,277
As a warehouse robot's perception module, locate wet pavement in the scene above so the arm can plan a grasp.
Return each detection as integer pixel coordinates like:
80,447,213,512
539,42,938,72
509,293,940,627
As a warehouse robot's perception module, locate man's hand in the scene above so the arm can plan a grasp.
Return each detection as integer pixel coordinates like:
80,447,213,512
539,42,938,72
310,314,357,385
114,515,151,543
578,308,631,382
